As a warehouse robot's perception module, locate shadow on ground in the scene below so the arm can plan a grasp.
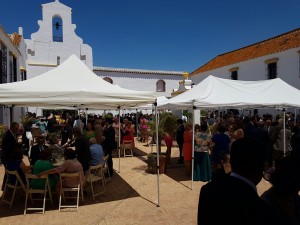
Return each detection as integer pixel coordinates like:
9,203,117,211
132,145,191,183
0,169,140,218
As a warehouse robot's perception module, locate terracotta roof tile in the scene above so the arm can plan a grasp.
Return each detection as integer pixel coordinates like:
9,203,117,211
93,66,183,76
191,28,300,76
9,32,22,46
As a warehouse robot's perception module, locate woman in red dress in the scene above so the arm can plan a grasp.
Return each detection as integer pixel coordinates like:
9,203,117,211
183,123,193,176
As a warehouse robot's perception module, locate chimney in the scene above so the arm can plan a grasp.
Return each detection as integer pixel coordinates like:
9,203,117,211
18,27,23,36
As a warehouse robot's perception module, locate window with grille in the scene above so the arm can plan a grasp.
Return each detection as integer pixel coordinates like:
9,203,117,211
9,55,17,82
13,56,17,82
9,57,12,82
0,43,7,84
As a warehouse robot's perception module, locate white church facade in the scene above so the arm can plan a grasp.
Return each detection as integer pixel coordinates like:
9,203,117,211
0,0,184,123
24,0,184,97
25,0,93,79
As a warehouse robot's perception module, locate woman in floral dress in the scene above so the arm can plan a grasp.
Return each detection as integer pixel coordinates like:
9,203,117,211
194,123,212,181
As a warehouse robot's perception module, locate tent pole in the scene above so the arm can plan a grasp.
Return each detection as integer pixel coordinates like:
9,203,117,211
136,109,138,141
295,108,297,127
191,105,196,190
86,108,88,125
154,102,160,207
118,106,121,173
283,108,286,157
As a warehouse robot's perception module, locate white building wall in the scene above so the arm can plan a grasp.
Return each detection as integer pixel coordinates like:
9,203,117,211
0,26,26,125
94,71,183,98
192,47,300,87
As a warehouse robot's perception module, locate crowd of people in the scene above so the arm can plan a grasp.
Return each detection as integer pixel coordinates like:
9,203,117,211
0,111,150,196
1,109,300,224
195,111,300,225
174,112,300,182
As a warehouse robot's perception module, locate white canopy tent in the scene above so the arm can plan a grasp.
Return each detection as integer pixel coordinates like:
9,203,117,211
158,75,300,190
0,54,165,206
158,75,300,110
135,96,169,110
0,54,156,110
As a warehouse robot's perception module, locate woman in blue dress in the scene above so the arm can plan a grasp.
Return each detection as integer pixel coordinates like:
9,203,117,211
194,123,212,182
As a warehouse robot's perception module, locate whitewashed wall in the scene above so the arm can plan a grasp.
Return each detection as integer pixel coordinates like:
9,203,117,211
25,0,93,79
192,47,300,86
0,26,24,125
93,70,183,98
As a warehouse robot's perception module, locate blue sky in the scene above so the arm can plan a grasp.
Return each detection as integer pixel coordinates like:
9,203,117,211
1,0,299,72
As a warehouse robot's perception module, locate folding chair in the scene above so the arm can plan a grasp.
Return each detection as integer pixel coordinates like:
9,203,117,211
85,164,105,200
24,174,53,215
122,140,133,157
1,169,26,207
58,172,84,212
102,155,111,184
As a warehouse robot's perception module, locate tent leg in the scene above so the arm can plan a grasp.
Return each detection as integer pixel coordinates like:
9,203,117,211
283,108,286,157
191,106,196,190
118,107,121,173
154,103,160,207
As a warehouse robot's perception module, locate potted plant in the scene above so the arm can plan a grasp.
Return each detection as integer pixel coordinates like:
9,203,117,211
146,112,179,174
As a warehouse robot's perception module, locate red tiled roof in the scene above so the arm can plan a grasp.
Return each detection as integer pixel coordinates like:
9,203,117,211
191,28,300,76
9,32,22,46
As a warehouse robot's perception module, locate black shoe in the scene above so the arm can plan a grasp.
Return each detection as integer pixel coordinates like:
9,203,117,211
83,191,88,196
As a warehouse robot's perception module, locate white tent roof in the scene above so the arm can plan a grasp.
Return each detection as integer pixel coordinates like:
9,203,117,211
135,96,168,110
158,75,300,110
0,55,156,109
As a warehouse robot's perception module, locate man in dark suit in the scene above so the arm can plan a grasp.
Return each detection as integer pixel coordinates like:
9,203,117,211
249,120,272,168
1,122,20,190
103,118,116,176
71,127,91,173
1,122,19,164
29,136,48,166
244,116,257,137
198,136,284,225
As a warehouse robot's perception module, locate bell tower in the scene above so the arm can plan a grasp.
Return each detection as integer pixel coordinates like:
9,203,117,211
25,0,93,79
